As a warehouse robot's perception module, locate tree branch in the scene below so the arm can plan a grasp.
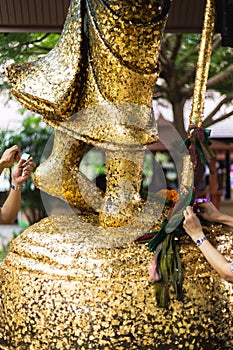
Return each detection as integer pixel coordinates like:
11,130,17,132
179,40,200,64
206,92,233,118
202,92,233,127
212,34,222,51
203,110,233,128
178,64,196,88
160,37,172,71
178,34,223,90
23,33,51,47
207,64,233,89
170,34,182,60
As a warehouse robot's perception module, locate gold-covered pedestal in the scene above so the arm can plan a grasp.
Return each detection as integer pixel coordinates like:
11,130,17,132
0,215,233,349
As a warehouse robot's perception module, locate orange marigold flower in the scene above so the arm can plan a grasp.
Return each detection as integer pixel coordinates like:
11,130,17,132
156,189,179,203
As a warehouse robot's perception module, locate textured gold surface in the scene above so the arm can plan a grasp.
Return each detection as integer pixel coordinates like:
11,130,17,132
179,155,194,196
5,0,170,145
34,130,105,212
99,147,145,227
0,215,232,349
6,0,83,122
189,0,215,127
6,0,172,225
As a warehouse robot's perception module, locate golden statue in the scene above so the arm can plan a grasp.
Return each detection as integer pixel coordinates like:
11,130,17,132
0,0,233,349
6,0,171,227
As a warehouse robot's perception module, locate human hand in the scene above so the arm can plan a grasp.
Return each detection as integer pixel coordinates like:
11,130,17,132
12,157,36,186
194,201,221,222
0,145,20,171
183,206,203,241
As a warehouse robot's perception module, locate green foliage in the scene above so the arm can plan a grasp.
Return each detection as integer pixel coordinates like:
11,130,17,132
155,33,233,138
0,230,23,262
208,45,233,94
0,115,53,164
157,33,233,99
0,33,59,64
0,116,53,224
0,33,59,90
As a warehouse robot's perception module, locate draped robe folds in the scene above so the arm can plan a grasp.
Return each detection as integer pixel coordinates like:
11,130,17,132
6,0,172,148
5,0,172,224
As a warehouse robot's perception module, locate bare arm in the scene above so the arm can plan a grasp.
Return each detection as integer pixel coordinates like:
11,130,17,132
183,206,233,283
196,201,233,227
214,212,233,227
0,185,22,224
0,147,35,224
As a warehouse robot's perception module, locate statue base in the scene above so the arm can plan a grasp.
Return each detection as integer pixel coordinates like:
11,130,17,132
0,214,232,349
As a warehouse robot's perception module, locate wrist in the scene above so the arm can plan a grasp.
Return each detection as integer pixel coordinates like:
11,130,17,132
11,179,22,190
190,230,204,242
11,177,21,187
11,183,22,191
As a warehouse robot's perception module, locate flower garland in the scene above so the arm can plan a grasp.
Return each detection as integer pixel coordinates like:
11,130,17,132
136,126,215,308
135,187,194,308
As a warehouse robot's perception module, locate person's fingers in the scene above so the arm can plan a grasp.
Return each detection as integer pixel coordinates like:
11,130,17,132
18,157,34,168
11,145,21,160
185,206,193,215
21,159,36,176
24,161,35,171
30,162,36,170
11,145,20,152
18,158,27,167
196,203,208,210
183,206,191,215
28,159,35,166
22,164,33,176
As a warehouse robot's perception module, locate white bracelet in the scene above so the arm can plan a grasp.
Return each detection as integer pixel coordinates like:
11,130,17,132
11,184,22,191
196,237,207,247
